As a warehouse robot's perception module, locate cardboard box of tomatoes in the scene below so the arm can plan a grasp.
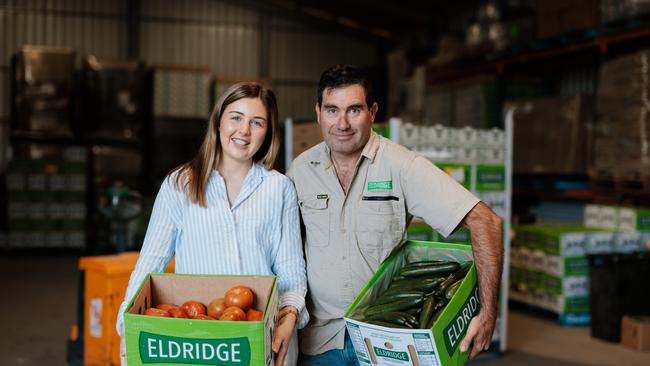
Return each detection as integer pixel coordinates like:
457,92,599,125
124,273,278,366
344,241,479,366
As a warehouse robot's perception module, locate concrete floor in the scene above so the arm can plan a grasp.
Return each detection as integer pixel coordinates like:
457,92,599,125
1,255,649,366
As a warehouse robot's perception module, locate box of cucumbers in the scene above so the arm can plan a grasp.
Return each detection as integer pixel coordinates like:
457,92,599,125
344,241,479,366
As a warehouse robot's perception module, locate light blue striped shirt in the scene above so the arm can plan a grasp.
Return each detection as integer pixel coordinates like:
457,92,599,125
116,163,308,334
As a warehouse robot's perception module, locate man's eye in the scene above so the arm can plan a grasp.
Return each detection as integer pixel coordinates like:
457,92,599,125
327,108,337,114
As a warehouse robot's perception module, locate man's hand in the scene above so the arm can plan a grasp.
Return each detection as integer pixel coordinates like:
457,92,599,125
272,306,298,366
459,311,495,359
461,202,503,359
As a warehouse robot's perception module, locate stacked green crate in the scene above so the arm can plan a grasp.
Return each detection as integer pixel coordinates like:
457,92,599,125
511,224,593,324
7,159,30,248
61,147,87,249
6,146,87,249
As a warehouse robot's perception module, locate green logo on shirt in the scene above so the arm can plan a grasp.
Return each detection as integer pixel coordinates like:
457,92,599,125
368,181,392,191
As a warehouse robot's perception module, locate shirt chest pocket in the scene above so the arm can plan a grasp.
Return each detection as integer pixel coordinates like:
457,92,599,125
299,198,330,247
356,199,404,263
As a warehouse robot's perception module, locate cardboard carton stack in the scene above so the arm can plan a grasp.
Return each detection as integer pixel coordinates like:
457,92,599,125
510,224,593,325
7,146,87,249
510,96,594,175
594,50,650,180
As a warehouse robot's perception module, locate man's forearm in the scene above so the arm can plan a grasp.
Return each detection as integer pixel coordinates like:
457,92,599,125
464,202,503,320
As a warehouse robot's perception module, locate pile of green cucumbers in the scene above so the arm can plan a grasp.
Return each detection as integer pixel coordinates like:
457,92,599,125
359,259,470,329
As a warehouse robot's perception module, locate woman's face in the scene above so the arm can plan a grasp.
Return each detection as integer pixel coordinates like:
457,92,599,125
218,97,269,166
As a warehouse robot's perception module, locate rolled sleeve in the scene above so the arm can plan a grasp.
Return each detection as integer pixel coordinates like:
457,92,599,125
272,178,309,328
402,156,480,237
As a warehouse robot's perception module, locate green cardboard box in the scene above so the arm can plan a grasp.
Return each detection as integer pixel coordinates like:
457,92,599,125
619,208,650,232
344,241,479,366
124,273,278,366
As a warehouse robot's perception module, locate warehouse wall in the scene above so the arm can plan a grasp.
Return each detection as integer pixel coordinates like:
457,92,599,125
0,0,379,123
0,0,129,123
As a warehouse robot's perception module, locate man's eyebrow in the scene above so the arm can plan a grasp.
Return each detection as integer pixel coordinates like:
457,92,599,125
322,104,339,109
346,103,364,110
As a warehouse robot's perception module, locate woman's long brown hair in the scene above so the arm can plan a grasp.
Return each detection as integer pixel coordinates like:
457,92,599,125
171,82,279,207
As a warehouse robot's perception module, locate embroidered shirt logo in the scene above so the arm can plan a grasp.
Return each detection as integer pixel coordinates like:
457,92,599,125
368,181,392,191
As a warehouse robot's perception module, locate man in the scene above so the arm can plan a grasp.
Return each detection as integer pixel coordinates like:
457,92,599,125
288,65,503,365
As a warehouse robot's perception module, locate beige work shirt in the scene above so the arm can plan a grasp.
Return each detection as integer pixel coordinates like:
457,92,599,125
287,131,480,355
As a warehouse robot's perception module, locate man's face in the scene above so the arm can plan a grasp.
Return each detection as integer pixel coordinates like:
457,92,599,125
316,84,378,158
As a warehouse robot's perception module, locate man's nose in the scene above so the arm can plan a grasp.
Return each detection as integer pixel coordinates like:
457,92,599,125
336,115,351,130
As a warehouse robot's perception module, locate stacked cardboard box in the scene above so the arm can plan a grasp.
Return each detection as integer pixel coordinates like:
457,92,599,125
536,0,600,39
584,204,650,252
594,50,650,180
7,146,87,249
421,76,546,128
510,224,594,325
510,96,594,175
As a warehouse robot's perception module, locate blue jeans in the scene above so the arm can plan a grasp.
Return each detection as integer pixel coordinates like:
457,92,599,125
299,331,360,366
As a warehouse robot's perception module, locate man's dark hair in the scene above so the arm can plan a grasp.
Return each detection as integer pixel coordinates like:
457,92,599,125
317,65,374,108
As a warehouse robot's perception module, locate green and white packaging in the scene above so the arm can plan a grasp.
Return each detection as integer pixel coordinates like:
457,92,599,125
619,207,650,232
614,232,642,253
124,273,278,366
344,241,479,366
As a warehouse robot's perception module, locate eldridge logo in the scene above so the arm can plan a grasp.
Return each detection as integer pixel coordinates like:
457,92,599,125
139,332,251,365
373,346,409,361
443,285,480,356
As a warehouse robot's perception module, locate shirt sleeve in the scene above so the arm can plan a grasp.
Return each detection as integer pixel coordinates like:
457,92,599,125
401,156,480,238
272,177,309,329
115,176,181,335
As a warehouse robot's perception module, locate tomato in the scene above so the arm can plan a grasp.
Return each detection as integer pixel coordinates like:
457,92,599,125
181,300,206,318
207,298,227,319
168,307,189,318
224,286,254,311
220,306,246,321
156,303,178,312
144,308,170,317
193,314,216,320
246,308,263,321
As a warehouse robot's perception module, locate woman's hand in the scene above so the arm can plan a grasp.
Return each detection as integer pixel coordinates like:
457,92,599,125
120,325,127,366
272,306,298,366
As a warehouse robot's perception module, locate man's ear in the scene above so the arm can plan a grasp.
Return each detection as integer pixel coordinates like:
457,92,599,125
369,102,378,122
315,103,321,124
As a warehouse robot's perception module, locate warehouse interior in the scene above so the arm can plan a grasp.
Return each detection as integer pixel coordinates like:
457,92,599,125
1,0,650,365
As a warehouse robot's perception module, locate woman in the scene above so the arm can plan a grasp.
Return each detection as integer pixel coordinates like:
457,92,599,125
116,82,306,366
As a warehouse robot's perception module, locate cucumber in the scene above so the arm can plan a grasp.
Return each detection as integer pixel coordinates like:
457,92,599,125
426,307,445,328
372,290,425,306
403,260,443,268
399,262,460,278
445,279,463,299
365,312,414,328
438,266,470,295
387,276,445,293
406,307,421,316
418,295,437,329
434,297,449,310
364,297,425,317
366,320,409,329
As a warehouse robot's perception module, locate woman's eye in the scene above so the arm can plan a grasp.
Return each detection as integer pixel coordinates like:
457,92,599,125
231,115,241,121
252,120,264,127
